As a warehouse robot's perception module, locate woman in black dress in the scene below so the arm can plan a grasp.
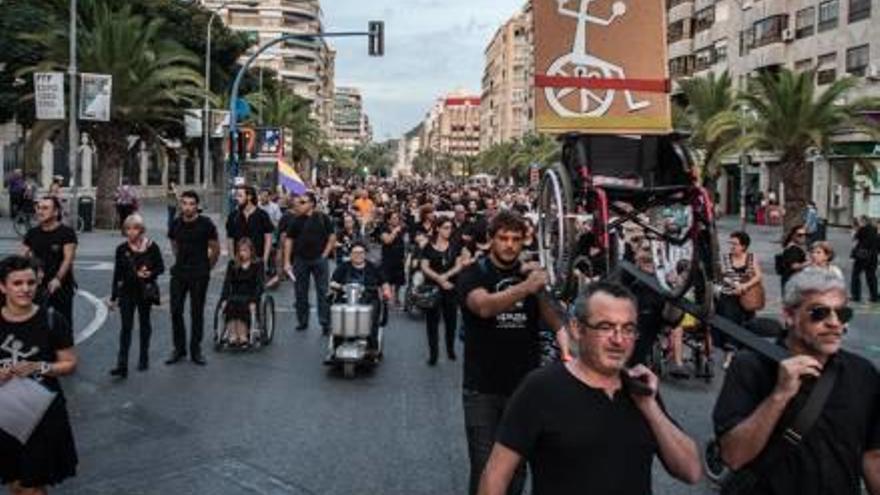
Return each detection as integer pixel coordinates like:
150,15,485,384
109,213,164,378
420,218,472,365
0,255,78,492
220,238,264,347
380,211,407,306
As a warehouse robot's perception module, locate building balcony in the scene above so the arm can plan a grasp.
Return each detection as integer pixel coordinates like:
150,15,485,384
745,42,786,72
667,1,694,23
668,38,694,59
280,0,319,18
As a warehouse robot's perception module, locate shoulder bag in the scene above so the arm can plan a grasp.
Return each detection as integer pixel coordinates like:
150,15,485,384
739,254,766,313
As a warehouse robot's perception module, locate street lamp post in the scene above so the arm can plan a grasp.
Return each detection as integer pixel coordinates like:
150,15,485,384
68,0,79,228
739,106,749,232
204,0,257,208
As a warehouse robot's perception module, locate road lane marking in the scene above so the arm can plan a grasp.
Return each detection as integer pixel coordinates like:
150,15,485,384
75,289,108,345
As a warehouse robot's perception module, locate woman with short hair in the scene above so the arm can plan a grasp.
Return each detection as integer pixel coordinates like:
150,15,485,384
0,255,79,493
109,213,164,378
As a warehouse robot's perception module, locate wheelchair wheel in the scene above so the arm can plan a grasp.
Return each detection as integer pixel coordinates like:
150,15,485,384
212,300,225,351
260,294,276,345
650,339,668,379
538,163,577,299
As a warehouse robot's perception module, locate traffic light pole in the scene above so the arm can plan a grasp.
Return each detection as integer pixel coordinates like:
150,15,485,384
225,24,383,216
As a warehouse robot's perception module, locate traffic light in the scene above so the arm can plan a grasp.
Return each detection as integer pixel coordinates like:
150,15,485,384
368,21,384,57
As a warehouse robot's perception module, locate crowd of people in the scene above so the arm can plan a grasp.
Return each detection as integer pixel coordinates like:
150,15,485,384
2,176,880,495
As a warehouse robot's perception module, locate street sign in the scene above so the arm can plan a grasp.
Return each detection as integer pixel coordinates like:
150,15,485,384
533,0,671,134
79,73,112,122
33,72,65,120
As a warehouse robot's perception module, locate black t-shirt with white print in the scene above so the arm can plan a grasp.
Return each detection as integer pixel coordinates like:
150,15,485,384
0,307,73,393
457,258,540,396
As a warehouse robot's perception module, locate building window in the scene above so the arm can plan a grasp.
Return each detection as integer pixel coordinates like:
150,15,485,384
817,52,837,84
694,6,715,32
818,0,839,32
752,15,788,48
740,27,755,55
794,58,813,72
667,0,690,10
714,39,728,63
668,19,689,43
795,7,815,38
669,55,695,77
694,46,715,70
849,0,871,22
846,44,870,76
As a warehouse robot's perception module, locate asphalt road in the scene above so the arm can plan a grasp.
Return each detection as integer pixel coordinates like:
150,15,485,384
1,209,878,495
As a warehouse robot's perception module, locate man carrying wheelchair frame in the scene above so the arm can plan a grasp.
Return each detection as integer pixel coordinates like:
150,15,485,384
329,241,392,357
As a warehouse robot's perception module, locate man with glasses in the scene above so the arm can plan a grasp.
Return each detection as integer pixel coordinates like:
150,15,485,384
479,281,701,494
283,192,336,333
21,197,78,325
713,269,880,494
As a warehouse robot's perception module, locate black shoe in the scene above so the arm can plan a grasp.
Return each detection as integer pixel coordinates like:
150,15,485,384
427,357,438,366
137,361,149,371
165,353,186,365
191,355,207,366
447,351,457,361
321,326,330,336
296,324,308,332
109,366,128,379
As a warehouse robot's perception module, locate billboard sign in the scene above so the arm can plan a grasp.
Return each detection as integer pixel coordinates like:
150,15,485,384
34,72,65,120
79,73,112,122
533,0,671,134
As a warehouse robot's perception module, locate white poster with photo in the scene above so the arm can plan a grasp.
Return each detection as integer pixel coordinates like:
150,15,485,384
211,110,230,138
79,73,112,122
184,109,202,138
33,72,65,120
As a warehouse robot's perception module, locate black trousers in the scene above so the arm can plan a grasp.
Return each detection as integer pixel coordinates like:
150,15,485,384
170,275,209,357
117,295,152,367
851,259,878,302
47,285,75,330
463,390,526,495
425,290,457,361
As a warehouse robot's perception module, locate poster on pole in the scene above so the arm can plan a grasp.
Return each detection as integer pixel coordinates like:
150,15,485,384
211,110,230,138
33,72,65,120
533,0,671,134
79,73,112,122
184,109,202,138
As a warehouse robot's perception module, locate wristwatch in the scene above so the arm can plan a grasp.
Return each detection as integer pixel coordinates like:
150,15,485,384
39,361,52,376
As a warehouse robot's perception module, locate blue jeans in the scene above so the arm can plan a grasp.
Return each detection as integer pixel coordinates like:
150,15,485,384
294,257,330,329
463,390,526,495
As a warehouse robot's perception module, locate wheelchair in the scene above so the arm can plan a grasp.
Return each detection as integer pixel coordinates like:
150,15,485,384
212,293,276,351
538,133,720,314
326,283,388,378
648,314,714,383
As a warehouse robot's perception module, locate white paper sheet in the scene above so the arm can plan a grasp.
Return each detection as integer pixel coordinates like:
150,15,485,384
0,377,57,444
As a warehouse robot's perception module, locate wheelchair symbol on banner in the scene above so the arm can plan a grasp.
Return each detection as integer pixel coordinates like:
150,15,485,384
545,0,651,117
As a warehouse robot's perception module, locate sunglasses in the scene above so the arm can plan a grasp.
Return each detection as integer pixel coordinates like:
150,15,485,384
807,305,853,324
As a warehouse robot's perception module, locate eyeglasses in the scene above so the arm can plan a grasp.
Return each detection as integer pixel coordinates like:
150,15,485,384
795,232,807,237
584,322,639,339
807,305,853,324
351,250,366,255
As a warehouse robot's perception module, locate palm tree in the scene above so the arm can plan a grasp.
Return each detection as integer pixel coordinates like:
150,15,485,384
249,88,323,174
676,71,738,182
23,1,203,228
509,133,559,181
710,69,880,230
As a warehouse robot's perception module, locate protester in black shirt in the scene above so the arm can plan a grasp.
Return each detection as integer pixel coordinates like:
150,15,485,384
330,241,391,353
380,211,407,306
225,185,274,268
777,224,809,293
283,192,336,333
713,269,880,495
108,214,164,377
220,238,263,347
480,282,701,495
457,210,566,495
851,215,879,302
21,196,78,325
335,213,361,264
421,218,472,365
0,255,79,492
166,191,220,366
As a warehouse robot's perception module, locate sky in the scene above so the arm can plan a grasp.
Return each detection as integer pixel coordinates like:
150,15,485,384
323,0,526,140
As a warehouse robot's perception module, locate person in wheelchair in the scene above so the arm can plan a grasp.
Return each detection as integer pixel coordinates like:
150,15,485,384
219,238,264,347
329,241,392,353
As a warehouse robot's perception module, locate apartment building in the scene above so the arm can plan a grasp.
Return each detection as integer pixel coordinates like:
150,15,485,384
666,0,880,223
421,92,482,159
333,87,371,150
200,0,335,135
480,3,535,151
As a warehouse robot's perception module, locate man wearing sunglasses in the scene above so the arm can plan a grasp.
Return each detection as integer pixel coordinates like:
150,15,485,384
713,269,880,494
